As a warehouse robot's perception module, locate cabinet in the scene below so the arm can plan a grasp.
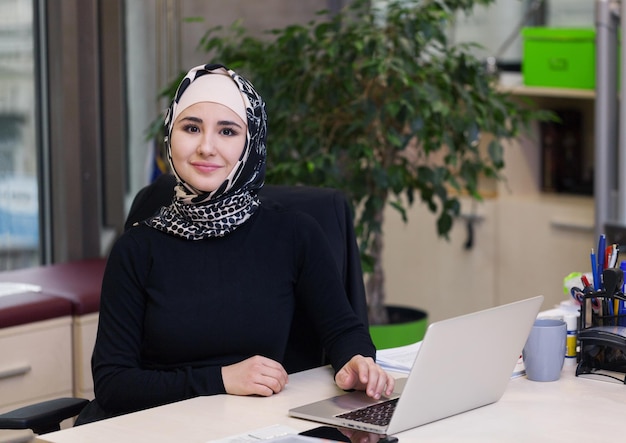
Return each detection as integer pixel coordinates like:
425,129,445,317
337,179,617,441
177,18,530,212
0,258,107,401
0,316,74,443
494,84,595,307
0,317,73,410
0,260,106,441
383,83,596,322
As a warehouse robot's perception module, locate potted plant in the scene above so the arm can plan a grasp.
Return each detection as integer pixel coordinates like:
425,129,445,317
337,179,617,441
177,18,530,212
157,0,547,334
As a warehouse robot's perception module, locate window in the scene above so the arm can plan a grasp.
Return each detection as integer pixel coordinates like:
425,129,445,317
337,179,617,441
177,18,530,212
0,0,40,270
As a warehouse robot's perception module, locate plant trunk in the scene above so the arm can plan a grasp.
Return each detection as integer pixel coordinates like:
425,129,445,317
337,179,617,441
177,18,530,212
366,208,388,325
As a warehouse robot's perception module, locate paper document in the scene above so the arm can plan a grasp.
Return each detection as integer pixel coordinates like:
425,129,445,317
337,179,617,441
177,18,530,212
375,341,422,374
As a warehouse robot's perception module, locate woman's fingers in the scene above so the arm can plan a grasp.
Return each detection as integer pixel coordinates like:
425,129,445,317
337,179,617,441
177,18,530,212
335,355,395,399
222,355,289,396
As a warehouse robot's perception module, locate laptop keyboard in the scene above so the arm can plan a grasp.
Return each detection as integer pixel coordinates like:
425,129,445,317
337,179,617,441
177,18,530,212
336,398,399,427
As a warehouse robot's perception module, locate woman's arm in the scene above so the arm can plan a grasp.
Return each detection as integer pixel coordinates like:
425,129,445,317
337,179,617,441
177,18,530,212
292,214,394,398
92,231,227,414
292,215,372,365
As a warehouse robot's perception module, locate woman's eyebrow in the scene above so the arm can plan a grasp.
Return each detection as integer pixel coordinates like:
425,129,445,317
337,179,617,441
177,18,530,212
179,116,202,124
178,116,243,129
217,120,244,129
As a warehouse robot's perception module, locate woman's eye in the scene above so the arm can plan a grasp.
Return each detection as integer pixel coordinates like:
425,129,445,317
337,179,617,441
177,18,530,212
182,124,199,133
221,128,237,136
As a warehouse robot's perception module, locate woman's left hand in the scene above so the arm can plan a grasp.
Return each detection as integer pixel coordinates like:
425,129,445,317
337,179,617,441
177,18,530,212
335,355,395,400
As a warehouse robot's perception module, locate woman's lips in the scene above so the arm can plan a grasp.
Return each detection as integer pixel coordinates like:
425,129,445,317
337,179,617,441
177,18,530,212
191,162,222,173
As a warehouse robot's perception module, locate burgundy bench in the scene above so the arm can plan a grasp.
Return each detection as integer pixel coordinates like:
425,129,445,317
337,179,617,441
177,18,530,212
0,258,107,318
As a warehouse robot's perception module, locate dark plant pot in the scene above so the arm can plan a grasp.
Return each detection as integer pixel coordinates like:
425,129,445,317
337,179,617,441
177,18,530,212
369,305,428,350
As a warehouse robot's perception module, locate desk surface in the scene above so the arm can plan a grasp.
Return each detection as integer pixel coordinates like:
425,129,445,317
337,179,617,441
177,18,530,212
36,364,622,443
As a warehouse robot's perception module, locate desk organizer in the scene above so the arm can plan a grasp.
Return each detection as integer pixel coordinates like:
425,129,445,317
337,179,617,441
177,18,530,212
576,284,626,383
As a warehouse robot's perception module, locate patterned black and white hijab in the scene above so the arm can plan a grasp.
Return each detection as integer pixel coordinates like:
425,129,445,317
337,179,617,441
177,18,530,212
146,64,267,239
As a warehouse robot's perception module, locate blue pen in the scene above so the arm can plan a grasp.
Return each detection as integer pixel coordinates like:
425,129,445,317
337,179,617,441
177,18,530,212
598,235,606,289
617,260,626,326
591,248,599,291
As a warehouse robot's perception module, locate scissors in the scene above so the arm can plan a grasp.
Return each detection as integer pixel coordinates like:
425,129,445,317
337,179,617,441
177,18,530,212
570,286,600,312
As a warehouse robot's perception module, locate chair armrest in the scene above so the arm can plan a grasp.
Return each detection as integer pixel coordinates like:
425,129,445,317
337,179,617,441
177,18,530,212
0,397,89,435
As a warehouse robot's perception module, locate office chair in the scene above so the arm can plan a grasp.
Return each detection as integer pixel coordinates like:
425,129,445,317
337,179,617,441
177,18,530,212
0,174,368,434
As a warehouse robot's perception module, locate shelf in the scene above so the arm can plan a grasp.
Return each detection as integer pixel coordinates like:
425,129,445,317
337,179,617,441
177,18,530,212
497,73,596,100
505,85,595,100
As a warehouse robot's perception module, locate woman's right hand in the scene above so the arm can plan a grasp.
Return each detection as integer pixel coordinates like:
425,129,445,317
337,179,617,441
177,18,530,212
222,355,289,396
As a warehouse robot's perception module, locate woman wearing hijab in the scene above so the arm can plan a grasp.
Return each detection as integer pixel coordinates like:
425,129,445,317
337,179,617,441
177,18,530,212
82,64,393,423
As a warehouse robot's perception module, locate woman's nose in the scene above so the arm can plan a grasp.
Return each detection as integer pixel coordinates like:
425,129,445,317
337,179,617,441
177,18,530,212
196,134,216,156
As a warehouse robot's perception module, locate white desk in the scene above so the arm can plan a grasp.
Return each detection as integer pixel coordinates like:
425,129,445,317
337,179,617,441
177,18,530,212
35,365,623,443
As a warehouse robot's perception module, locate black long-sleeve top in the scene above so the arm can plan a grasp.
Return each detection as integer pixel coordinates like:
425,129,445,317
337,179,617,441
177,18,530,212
91,204,375,415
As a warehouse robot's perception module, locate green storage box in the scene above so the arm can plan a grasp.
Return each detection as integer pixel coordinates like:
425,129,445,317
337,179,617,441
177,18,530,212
522,27,596,90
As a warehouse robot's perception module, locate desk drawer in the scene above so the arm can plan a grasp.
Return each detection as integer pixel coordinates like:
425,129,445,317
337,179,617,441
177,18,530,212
0,429,32,443
0,317,73,409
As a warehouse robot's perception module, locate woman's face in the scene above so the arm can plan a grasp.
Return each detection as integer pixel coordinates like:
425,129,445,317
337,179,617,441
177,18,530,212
170,102,246,193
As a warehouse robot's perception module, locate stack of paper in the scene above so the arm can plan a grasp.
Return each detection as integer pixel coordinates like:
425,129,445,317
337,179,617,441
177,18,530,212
375,341,422,374
0,282,42,297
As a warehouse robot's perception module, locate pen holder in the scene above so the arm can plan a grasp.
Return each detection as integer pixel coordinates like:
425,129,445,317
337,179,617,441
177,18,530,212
576,290,626,384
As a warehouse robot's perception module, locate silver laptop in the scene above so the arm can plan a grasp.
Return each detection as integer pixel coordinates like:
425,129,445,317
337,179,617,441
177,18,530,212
289,295,544,435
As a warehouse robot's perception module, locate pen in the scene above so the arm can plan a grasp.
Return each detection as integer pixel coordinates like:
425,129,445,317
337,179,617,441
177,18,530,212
613,266,621,322
591,248,599,291
598,235,606,285
581,274,593,290
607,243,619,268
602,268,619,318
621,261,626,326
